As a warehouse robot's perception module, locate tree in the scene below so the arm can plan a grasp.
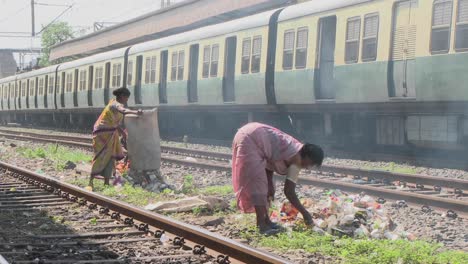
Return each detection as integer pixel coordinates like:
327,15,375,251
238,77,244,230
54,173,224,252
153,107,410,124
39,21,74,67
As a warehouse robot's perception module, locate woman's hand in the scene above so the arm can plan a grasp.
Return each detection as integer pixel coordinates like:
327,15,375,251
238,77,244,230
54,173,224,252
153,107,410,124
137,109,143,115
303,211,313,226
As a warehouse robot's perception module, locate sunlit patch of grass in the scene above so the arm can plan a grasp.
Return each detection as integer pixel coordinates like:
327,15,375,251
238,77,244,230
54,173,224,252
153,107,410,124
244,228,468,264
17,144,91,170
198,185,233,196
70,178,167,207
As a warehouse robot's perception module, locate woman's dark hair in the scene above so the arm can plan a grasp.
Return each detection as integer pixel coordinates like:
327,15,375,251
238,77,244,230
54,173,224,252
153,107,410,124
113,87,131,97
300,143,324,166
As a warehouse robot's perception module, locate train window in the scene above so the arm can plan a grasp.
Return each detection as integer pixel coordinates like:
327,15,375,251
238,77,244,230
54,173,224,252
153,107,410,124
210,44,219,77
95,67,103,89
177,51,184,81
283,30,295,70
241,38,251,74
456,0,468,50
38,78,44,96
432,0,453,53
251,36,262,73
21,82,26,97
362,14,379,61
345,17,361,63
30,80,35,96
171,52,177,81
79,70,87,91
49,76,54,94
202,45,211,78
144,56,157,84
150,56,157,83
56,75,61,93
112,63,122,88
127,60,133,86
66,73,73,93
145,57,150,84
295,27,308,69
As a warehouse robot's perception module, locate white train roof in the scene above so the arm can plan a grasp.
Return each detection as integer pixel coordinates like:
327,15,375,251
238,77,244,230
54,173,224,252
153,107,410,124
0,75,17,84
278,0,373,22
15,65,58,80
58,47,128,71
129,9,278,55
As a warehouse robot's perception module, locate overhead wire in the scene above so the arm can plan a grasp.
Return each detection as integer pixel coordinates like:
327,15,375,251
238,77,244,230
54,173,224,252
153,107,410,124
0,3,30,25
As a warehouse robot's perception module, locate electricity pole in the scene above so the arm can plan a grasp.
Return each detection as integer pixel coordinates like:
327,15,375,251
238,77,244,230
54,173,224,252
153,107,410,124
31,0,35,36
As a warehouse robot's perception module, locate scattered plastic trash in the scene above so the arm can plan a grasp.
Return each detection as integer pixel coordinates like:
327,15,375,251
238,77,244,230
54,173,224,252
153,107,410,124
269,190,415,240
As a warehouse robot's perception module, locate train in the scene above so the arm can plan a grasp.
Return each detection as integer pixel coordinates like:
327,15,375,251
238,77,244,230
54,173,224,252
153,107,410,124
1,0,468,155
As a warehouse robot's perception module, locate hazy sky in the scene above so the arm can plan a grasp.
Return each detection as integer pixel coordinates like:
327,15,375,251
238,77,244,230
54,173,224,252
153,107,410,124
0,0,185,65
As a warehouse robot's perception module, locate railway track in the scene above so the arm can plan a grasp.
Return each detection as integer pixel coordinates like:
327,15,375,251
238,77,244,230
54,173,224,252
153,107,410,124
0,129,467,219
0,161,290,264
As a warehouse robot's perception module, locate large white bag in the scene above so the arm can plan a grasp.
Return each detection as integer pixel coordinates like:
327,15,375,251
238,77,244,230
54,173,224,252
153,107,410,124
124,108,161,171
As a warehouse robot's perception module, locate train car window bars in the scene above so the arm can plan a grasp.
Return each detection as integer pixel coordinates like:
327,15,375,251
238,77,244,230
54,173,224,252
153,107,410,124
362,14,379,61
432,0,453,53
295,27,308,69
456,0,468,50
251,36,262,73
242,38,251,74
49,76,54,94
66,73,73,93
210,44,219,77
345,17,361,63
145,56,157,84
112,63,122,88
203,45,211,78
127,60,133,86
283,29,295,70
94,67,103,89
29,80,35,96
79,70,87,91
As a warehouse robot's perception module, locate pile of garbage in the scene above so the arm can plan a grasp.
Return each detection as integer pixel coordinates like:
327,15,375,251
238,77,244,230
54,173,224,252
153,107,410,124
271,190,415,240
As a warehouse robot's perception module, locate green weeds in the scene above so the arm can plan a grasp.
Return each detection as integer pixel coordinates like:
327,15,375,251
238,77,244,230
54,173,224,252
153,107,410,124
17,144,91,170
245,229,468,264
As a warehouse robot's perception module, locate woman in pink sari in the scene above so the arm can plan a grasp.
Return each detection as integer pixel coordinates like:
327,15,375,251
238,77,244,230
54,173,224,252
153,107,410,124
232,122,324,234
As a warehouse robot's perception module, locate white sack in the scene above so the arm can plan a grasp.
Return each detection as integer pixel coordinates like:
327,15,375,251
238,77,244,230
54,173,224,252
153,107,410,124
124,108,161,171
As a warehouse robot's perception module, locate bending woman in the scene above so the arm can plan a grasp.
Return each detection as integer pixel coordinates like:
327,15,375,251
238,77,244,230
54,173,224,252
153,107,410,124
88,87,141,188
232,122,324,234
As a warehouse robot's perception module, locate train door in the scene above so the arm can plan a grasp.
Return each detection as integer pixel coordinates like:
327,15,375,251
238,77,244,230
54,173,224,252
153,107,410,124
134,55,143,105
159,50,168,104
73,69,79,107
223,36,237,102
315,16,337,100
104,62,111,105
188,44,199,103
389,0,417,98
15,82,19,109
60,73,65,108
18,81,22,109
88,66,94,106
44,76,48,108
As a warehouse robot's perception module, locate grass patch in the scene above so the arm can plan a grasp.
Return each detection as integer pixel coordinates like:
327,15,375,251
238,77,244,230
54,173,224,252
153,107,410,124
246,228,467,264
198,185,233,196
364,162,417,174
70,178,164,207
17,144,91,170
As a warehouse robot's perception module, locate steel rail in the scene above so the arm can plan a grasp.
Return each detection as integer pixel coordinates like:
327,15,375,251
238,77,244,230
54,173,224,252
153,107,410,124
0,161,290,264
1,132,468,216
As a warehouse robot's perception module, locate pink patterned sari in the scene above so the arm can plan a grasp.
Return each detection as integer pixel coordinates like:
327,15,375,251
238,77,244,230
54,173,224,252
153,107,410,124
231,122,303,213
